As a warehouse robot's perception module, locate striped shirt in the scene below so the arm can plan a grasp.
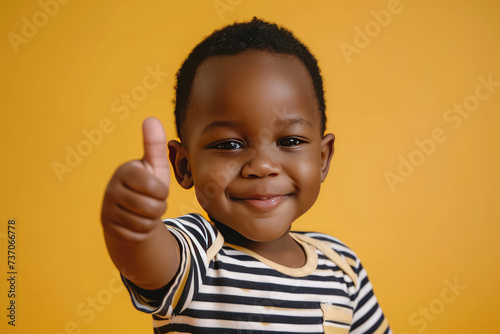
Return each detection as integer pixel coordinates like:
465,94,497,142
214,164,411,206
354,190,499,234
122,213,391,333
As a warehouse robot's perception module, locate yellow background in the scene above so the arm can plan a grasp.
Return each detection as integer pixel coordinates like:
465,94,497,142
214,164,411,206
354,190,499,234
1,0,499,333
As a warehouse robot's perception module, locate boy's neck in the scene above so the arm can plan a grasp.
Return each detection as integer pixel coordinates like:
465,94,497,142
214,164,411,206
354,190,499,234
211,218,306,268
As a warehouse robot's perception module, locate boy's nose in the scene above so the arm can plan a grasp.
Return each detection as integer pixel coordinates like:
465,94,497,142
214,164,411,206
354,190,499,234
241,147,281,178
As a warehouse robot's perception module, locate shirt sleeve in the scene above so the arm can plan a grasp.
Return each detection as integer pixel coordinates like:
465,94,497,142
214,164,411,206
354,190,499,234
342,249,392,334
121,213,221,319
303,232,392,334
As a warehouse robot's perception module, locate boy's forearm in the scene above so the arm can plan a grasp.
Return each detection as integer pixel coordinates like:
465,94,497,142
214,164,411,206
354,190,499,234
103,219,180,290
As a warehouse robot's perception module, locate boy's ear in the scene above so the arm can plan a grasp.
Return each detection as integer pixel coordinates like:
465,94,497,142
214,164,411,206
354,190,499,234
320,133,335,182
167,140,193,189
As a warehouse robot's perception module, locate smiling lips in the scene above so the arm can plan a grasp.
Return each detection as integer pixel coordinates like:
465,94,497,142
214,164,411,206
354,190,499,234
234,194,288,211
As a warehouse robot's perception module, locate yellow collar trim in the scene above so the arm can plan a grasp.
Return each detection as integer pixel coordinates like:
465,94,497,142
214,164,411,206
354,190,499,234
223,234,317,277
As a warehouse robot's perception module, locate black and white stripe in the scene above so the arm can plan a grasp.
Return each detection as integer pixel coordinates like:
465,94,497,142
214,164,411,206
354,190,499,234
122,213,391,333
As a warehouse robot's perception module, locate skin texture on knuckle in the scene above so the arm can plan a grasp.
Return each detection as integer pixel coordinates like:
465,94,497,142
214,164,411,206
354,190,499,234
114,161,135,179
129,216,159,234
155,200,168,217
104,218,158,245
115,161,145,188
122,193,161,219
143,175,167,199
140,197,166,219
118,162,168,200
102,188,160,233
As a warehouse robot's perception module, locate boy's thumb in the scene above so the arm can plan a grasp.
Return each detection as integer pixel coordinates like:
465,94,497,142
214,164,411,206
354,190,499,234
141,117,170,187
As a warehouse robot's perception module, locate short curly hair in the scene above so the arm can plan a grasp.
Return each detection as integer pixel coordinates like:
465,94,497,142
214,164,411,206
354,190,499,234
173,17,326,140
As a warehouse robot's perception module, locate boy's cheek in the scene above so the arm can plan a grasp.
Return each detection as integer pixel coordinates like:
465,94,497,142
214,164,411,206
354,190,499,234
194,186,213,211
193,154,241,182
192,164,237,202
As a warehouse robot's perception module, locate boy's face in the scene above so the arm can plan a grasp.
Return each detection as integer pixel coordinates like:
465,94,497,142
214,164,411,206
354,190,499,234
169,50,334,242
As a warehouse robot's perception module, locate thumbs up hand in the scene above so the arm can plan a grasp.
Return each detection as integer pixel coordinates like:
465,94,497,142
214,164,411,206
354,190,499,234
101,117,170,241
101,117,181,290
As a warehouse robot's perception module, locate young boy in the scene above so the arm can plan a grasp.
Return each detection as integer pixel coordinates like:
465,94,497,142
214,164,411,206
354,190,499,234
101,17,391,333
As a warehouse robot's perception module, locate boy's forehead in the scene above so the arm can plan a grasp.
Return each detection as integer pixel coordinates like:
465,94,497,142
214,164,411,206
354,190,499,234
185,50,319,127
199,49,300,71
194,50,309,88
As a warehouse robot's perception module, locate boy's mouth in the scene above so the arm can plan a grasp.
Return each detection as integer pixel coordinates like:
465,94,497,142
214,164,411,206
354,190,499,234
231,194,290,211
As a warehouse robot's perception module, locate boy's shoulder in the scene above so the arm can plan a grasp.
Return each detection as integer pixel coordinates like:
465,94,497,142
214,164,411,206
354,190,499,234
162,213,219,249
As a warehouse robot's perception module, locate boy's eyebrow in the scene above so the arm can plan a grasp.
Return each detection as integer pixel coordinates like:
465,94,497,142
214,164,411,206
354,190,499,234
201,117,313,134
201,120,242,134
273,117,313,128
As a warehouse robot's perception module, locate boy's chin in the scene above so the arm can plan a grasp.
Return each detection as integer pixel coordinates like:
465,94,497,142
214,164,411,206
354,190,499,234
240,225,292,243
218,220,293,244
209,214,290,243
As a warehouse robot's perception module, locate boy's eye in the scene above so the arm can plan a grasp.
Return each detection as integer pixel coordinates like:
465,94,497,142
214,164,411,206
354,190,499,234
209,140,244,150
277,137,305,147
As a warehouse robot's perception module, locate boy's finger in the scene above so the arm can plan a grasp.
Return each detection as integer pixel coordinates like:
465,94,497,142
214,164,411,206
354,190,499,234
116,161,169,200
142,117,170,187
